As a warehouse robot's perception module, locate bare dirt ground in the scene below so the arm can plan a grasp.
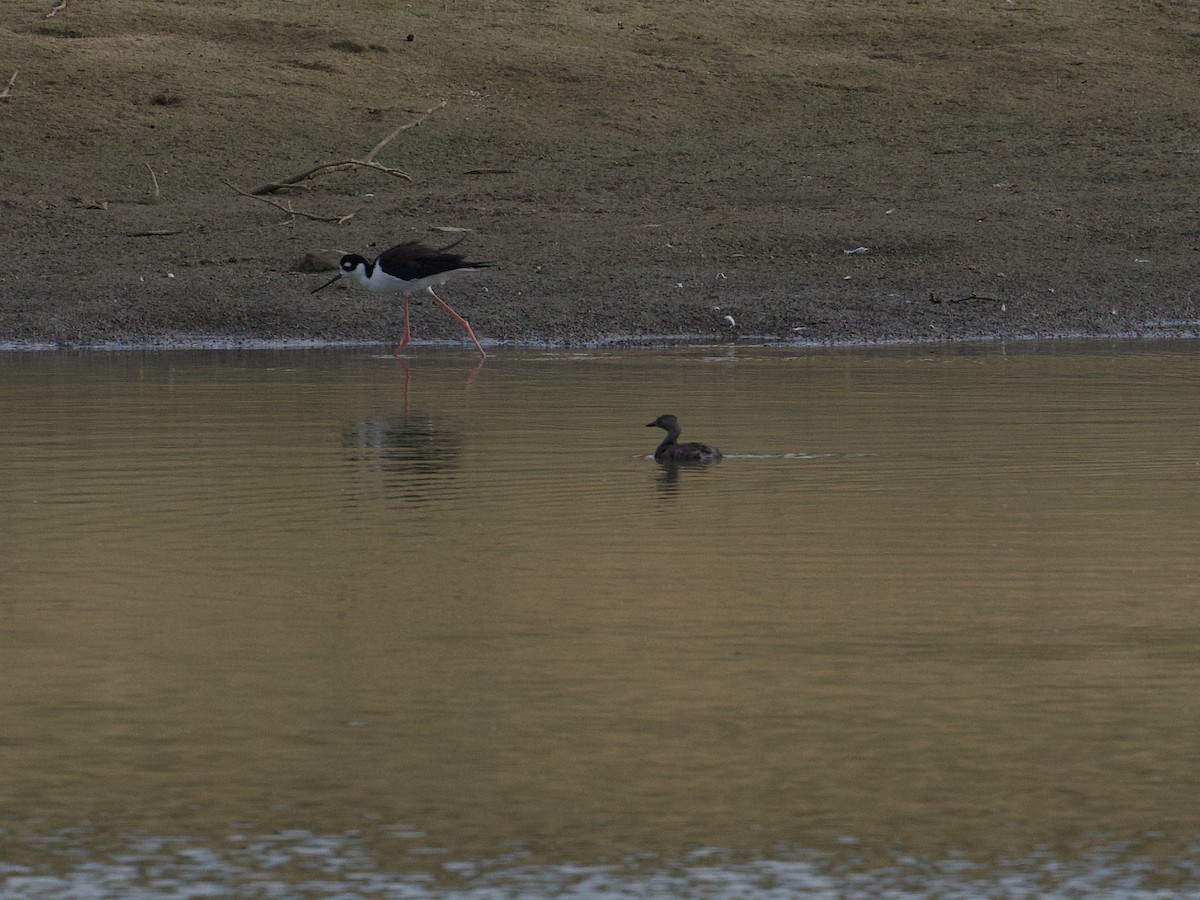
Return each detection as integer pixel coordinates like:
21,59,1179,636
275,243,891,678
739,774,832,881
2,0,1199,348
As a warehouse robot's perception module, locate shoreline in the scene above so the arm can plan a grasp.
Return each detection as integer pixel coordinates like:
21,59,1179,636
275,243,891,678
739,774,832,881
4,326,1200,355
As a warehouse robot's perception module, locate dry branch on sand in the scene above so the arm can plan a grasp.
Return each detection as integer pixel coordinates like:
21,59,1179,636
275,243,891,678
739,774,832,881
46,0,67,17
0,69,18,101
246,100,446,195
225,181,355,224
144,163,161,203
927,292,1003,305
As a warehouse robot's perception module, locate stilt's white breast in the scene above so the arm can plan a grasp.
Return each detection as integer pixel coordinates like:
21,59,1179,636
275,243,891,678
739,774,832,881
365,264,481,296
351,262,389,291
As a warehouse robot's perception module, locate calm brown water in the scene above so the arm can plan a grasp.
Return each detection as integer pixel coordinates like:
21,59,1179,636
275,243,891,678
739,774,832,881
3,342,1200,897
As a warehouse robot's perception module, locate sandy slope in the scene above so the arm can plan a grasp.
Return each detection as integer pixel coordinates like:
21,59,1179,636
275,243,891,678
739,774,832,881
2,0,1199,347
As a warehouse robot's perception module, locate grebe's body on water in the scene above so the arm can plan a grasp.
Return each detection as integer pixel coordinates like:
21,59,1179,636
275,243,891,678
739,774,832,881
646,414,722,464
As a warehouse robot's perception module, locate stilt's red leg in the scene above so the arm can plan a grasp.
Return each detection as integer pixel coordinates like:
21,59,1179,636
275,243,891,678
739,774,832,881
393,296,412,356
428,288,486,357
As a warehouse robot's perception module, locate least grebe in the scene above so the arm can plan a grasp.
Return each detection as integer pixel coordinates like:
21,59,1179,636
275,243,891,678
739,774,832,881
646,414,722,463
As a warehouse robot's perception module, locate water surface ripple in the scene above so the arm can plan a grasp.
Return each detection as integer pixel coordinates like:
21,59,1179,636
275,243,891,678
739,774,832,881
3,342,1199,897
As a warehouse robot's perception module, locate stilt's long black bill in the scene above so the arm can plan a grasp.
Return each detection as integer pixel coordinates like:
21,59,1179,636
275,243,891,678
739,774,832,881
311,273,343,294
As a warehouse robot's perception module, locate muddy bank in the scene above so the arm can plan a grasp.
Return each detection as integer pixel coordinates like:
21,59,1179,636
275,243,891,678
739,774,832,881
2,1,1198,348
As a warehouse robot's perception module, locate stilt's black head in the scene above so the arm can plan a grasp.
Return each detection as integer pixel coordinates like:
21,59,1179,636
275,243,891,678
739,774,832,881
338,253,368,274
311,254,369,293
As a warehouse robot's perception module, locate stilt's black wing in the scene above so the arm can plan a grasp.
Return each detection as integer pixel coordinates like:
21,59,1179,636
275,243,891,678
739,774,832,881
375,240,492,281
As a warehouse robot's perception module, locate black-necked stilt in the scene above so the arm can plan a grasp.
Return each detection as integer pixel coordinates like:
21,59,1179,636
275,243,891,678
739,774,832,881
646,414,722,464
312,237,492,357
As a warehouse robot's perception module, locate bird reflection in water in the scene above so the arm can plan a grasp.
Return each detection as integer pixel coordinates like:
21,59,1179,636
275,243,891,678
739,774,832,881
390,356,484,414
342,413,462,506
651,457,724,496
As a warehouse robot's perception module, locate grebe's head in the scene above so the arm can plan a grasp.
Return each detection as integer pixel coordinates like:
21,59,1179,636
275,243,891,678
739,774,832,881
646,414,680,432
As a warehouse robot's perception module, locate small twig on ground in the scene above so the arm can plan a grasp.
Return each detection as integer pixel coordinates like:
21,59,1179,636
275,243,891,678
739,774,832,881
928,291,1003,304
0,69,18,100
248,99,446,195
364,99,447,161
144,163,161,203
46,0,67,17
249,159,412,196
225,180,355,224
